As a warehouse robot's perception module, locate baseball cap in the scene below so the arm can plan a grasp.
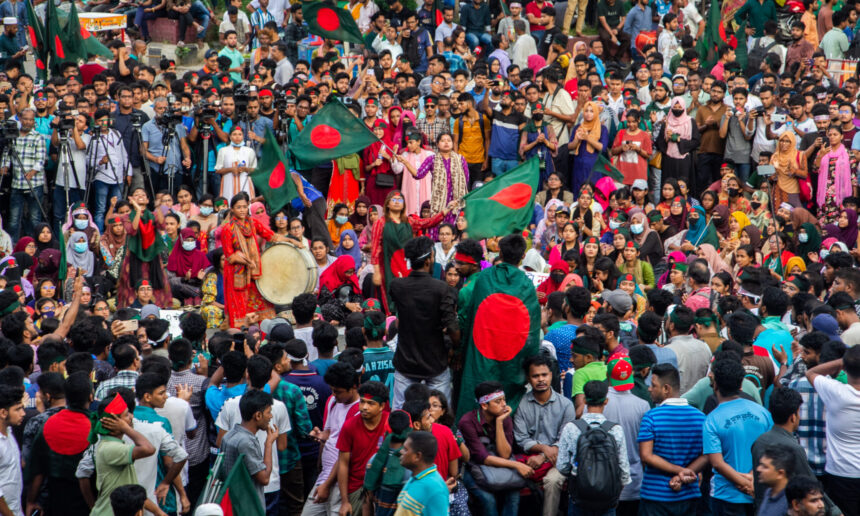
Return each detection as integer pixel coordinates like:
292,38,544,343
269,324,295,343
631,179,648,190
607,356,634,391
600,289,633,314
260,317,289,336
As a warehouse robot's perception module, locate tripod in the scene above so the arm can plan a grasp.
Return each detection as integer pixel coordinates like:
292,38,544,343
197,122,212,195
158,122,180,195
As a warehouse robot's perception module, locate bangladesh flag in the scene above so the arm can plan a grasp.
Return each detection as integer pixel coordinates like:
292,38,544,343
218,456,265,516
25,0,47,79
46,0,72,73
302,0,365,46
289,100,379,167
251,129,299,213
593,153,624,183
463,158,539,240
456,262,540,419
66,3,113,60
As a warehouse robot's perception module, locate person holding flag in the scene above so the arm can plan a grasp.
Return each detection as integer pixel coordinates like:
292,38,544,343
400,133,469,228
116,188,172,309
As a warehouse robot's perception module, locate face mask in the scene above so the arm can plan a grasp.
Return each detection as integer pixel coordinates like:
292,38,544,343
609,220,621,229
631,223,644,234
550,271,566,283
74,219,88,230
73,242,87,254
533,113,544,122
41,310,54,319
182,241,197,251
671,108,685,116
750,201,761,210
728,188,739,197
200,206,214,216
230,141,242,148
799,233,809,243
820,250,830,259
336,215,348,225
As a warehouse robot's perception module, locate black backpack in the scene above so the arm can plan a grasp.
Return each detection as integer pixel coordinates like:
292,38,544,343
568,419,623,513
745,38,778,76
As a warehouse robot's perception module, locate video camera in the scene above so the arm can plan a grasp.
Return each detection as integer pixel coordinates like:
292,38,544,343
130,111,146,128
234,84,256,112
193,99,220,122
55,107,79,132
0,118,17,141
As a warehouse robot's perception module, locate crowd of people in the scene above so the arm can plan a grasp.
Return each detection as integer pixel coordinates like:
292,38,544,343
0,0,857,516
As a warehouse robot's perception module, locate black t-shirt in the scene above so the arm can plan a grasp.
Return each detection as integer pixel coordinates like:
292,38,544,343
539,27,563,58
112,58,138,84
597,0,623,27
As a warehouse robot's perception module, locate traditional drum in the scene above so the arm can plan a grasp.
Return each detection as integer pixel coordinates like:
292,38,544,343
255,242,318,305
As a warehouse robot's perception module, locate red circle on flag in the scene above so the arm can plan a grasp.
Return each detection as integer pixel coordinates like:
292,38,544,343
54,35,65,59
489,183,533,210
310,124,341,149
269,162,286,189
472,293,530,361
318,7,341,32
35,58,45,70
28,26,37,48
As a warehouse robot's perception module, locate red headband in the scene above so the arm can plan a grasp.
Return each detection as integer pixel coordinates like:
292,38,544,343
454,252,477,265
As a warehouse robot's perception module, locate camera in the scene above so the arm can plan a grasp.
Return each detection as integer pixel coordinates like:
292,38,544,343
0,118,17,140
130,111,146,127
234,84,252,112
194,99,219,121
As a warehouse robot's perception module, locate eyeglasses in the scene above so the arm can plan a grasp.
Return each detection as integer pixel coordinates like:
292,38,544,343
42,286,56,291
390,197,404,203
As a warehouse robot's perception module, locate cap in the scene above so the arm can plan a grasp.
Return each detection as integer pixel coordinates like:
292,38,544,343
2,17,15,25
556,206,571,216
600,289,633,314
653,78,671,91
194,504,225,516
269,323,295,343
631,179,648,190
204,49,218,59
261,317,289,336
608,356,634,391
140,304,160,319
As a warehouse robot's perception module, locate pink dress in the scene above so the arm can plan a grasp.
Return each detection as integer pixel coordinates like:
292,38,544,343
391,148,434,215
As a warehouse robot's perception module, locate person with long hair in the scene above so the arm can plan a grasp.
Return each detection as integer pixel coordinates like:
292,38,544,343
822,208,860,250
99,215,127,290
656,179,682,218
173,185,200,221
403,132,468,228
618,240,655,291
575,236,602,289
61,202,101,254
795,222,822,264
590,255,620,294
571,187,598,237
363,119,398,206
548,222,580,264
370,190,455,314
220,192,288,327
629,208,663,266
348,196,372,236
215,125,257,199
814,125,853,226
116,188,172,308
568,101,609,194
200,248,226,328
391,131,435,217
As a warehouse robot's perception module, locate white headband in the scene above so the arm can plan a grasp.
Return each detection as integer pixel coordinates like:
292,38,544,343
477,391,505,405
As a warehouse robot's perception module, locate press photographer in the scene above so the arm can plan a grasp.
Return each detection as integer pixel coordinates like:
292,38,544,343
188,93,233,196
0,108,46,240
88,109,131,231
236,88,272,158
50,108,89,230
112,85,150,188
142,97,192,197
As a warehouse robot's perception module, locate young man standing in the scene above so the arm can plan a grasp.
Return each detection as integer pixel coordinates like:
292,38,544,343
756,447,795,516
570,336,606,418
0,385,25,516
397,431,450,516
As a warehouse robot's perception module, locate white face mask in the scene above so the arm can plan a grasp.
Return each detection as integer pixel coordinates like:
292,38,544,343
798,233,809,243
181,241,197,251
609,220,621,229
631,223,644,234
74,219,89,230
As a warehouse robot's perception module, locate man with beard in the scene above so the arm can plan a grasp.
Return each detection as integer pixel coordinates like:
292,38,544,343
255,58,276,88
483,89,526,177
0,18,25,69
238,97,273,158
786,21,815,74
513,354,575,516
258,89,277,124
695,80,729,196
218,31,244,83
786,478,827,516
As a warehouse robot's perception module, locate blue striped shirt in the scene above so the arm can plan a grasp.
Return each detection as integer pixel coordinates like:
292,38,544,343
637,400,705,502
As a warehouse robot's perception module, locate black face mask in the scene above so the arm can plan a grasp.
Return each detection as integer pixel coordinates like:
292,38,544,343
671,108,685,116
550,271,566,283
728,188,740,197
533,113,544,122
751,201,762,210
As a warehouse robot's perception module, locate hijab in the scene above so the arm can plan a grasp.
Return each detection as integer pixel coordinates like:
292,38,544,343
335,229,362,270
666,196,687,232
823,209,859,249
100,216,127,259
593,177,616,212
249,202,270,231
629,208,654,246
686,205,719,247
773,131,799,171
712,204,731,239
521,248,548,272
34,223,59,254
537,259,570,297
65,231,95,277
657,250,688,289
731,211,751,237
61,204,99,243
796,222,822,263
665,97,692,159
167,228,211,278
319,255,361,294
699,243,732,274
13,237,33,254
742,225,763,250
349,196,371,228
748,190,771,229
536,199,564,243
789,207,819,232
574,101,603,155
783,256,807,277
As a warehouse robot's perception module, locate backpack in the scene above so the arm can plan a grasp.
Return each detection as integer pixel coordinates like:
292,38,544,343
568,419,623,513
745,38,778,76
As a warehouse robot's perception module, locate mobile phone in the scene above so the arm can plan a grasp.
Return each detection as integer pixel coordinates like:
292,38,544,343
771,113,786,123
120,319,139,333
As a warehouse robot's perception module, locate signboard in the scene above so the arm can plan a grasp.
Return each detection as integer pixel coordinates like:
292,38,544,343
161,309,184,338
524,272,549,288
79,13,127,32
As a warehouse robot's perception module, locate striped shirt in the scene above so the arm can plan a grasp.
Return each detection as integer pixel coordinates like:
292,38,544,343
394,465,449,516
787,376,827,476
3,132,46,189
637,399,705,502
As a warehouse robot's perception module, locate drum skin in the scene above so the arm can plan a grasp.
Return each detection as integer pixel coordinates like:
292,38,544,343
256,242,318,305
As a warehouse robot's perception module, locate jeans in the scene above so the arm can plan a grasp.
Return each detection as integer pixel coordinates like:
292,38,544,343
708,499,753,516
461,468,520,516
391,369,452,410
637,499,697,516
135,7,163,40
264,491,280,516
190,0,210,35
733,163,751,185
93,180,124,233
465,32,493,50
9,186,44,241
491,158,519,176
52,186,84,235
647,165,662,204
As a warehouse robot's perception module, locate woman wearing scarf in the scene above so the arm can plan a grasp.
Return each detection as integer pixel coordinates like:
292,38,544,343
568,101,609,195
62,203,101,253
656,97,700,185
0,215,11,258
405,133,468,228
697,243,733,275
364,119,397,206
681,205,719,250
618,272,647,319
216,125,257,199
747,190,773,230
771,131,807,207
391,131,434,217
656,251,688,289
66,231,95,279
822,209,860,250
784,256,807,278
537,259,571,304
348,196,372,236
201,248,226,329
318,254,363,323
335,229,363,270
221,192,288,327
618,240,655,291
34,223,59,256
99,216,127,284
13,237,36,257
629,208,663,266
167,228,211,305
535,199,564,251
763,232,795,277
32,248,61,285
795,223,822,264
521,249,548,273
0,256,33,299
549,222,580,264
116,191,172,309
711,204,732,240
327,152,362,214
815,125,853,226
387,106,417,152
656,179,682,218
319,255,362,295
664,196,688,233
359,204,383,254
789,206,820,234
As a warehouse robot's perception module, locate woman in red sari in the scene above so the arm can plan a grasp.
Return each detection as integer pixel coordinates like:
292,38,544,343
363,119,397,206
220,192,287,327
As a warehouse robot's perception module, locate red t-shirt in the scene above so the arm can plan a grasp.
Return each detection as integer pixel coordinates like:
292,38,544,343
525,1,547,31
336,412,390,492
431,423,462,479
612,128,652,183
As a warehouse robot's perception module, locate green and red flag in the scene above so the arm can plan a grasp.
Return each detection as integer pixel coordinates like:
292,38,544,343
25,0,47,79
301,0,365,46
456,261,540,419
66,3,113,60
289,100,379,166
463,158,539,241
46,0,71,73
592,153,624,183
218,456,265,516
251,128,299,213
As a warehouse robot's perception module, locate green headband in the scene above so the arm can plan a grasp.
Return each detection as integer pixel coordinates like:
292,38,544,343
0,300,20,317
695,314,718,326
363,316,386,339
585,395,607,405
572,344,600,358
672,262,688,273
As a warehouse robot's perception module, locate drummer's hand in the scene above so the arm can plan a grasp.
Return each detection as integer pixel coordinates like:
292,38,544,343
271,234,287,243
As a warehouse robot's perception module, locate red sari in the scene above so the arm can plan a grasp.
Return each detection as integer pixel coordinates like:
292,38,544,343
220,216,277,327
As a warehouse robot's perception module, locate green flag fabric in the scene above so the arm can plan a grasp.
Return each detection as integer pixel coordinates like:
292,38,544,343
66,3,113,60
251,129,299,213
463,158,539,240
25,0,47,80
301,0,365,45
456,262,540,419
289,100,379,166
218,456,265,516
695,0,722,70
593,153,624,182
46,0,72,73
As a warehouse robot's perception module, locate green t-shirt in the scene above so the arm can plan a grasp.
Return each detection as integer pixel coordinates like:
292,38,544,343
597,0,623,27
218,47,245,83
91,436,137,516
572,360,608,397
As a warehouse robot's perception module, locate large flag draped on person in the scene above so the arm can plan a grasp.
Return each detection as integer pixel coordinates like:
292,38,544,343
288,100,379,166
463,158,539,240
251,129,299,213
456,260,540,419
301,0,366,45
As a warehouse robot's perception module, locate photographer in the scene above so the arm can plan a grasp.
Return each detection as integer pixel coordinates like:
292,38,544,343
51,111,90,232
141,97,192,196
88,109,131,232
188,94,233,196
1,108,46,240
112,86,150,189
237,96,273,158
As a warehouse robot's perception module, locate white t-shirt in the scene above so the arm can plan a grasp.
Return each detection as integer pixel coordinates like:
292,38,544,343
156,396,197,484
316,398,359,487
294,326,317,362
132,418,189,515
841,322,860,347
56,133,91,190
0,430,21,516
215,145,258,199
681,4,703,38
216,396,290,493
811,375,860,477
